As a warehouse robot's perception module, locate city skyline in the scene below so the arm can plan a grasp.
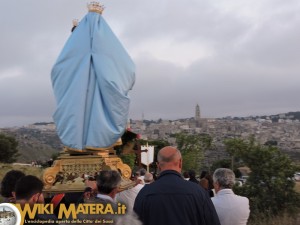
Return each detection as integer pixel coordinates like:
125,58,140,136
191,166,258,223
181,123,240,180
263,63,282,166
1,0,300,128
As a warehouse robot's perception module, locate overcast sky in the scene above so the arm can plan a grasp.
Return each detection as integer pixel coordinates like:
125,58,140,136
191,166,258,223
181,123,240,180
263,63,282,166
0,0,300,128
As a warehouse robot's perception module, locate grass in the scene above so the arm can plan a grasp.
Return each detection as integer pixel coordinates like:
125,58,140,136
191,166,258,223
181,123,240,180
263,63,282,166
0,163,43,179
248,214,300,225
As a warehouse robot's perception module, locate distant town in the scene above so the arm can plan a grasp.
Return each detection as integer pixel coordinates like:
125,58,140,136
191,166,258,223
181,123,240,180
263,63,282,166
1,105,300,164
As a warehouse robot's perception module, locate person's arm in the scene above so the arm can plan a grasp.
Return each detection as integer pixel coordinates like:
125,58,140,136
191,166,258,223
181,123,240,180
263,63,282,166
202,195,221,225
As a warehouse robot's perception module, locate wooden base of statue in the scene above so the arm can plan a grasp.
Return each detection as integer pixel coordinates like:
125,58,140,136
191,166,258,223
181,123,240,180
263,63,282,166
42,146,135,193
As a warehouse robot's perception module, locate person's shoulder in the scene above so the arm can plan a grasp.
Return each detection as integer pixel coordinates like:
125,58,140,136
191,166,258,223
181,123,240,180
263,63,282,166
184,180,210,198
211,195,219,205
235,194,249,203
92,196,116,205
137,181,153,192
185,179,202,189
134,184,144,191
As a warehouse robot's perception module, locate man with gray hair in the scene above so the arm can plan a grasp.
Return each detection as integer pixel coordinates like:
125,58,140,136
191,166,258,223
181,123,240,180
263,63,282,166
78,170,142,225
96,170,121,199
212,168,250,225
77,170,121,224
134,146,220,225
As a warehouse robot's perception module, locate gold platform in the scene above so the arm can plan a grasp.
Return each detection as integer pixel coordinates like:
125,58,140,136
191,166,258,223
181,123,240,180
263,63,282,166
42,149,134,193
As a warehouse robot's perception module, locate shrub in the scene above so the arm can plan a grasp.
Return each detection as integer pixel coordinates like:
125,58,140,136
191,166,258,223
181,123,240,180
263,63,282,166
225,137,300,219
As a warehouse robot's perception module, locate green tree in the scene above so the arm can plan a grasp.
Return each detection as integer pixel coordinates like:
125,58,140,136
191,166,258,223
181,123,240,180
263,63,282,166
210,158,231,171
224,137,248,170
0,134,19,163
176,132,212,173
224,137,300,218
210,158,242,179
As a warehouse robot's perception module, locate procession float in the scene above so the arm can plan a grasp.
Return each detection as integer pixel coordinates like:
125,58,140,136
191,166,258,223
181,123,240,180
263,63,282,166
42,2,137,194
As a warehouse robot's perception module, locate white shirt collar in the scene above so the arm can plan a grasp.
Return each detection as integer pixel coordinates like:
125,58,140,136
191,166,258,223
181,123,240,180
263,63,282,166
96,193,115,202
217,189,234,195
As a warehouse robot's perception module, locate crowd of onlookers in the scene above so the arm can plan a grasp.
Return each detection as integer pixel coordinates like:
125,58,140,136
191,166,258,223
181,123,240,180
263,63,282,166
0,146,250,225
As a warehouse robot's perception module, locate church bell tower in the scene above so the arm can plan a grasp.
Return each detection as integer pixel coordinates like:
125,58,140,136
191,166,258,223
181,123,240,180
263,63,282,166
195,104,201,121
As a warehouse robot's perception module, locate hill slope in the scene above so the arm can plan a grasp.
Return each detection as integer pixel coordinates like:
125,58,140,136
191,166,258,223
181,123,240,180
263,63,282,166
1,127,63,163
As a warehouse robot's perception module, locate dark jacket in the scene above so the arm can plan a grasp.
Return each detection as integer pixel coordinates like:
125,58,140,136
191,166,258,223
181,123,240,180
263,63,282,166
133,170,220,225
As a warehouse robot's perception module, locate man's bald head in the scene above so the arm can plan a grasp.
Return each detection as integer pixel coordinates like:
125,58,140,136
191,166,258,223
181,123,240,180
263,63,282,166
157,146,182,172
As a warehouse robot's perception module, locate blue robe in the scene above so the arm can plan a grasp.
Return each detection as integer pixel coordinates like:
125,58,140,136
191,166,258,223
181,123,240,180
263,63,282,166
51,12,135,150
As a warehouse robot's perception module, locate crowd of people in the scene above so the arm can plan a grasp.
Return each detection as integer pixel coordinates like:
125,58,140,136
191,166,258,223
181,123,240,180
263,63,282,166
0,146,250,225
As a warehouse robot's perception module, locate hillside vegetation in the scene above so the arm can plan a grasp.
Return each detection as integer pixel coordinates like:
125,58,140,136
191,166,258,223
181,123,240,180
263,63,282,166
1,127,62,163
0,163,43,179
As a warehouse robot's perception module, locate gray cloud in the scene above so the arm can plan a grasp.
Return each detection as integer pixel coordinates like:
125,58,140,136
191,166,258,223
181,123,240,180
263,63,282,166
0,0,299,127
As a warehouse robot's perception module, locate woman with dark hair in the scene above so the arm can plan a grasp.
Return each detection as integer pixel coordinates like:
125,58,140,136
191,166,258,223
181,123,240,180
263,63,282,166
200,170,215,197
1,170,25,203
188,170,199,184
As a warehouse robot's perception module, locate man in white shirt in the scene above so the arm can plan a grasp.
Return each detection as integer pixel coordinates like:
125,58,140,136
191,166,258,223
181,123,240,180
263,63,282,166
211,168,250,225
116,177,144,212
78,170,142,225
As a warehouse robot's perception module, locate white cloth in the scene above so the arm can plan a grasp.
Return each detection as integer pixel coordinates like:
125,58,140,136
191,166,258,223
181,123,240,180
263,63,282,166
116,184,144,212
211,189,250,225
96,193,114,202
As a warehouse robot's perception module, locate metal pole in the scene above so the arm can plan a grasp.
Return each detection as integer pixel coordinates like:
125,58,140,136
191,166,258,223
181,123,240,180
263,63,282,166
146,142,149,172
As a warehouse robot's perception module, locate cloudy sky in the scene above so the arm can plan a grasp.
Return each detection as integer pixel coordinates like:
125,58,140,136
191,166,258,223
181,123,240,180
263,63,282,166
0,0,300,128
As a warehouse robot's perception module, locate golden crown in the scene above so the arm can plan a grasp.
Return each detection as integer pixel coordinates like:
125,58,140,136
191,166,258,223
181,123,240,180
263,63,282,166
87,2,104,14
72,19,79,27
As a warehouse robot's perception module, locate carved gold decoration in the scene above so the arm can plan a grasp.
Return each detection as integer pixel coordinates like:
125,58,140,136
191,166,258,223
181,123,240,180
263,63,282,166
117,162,132,179
42,152,134,193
